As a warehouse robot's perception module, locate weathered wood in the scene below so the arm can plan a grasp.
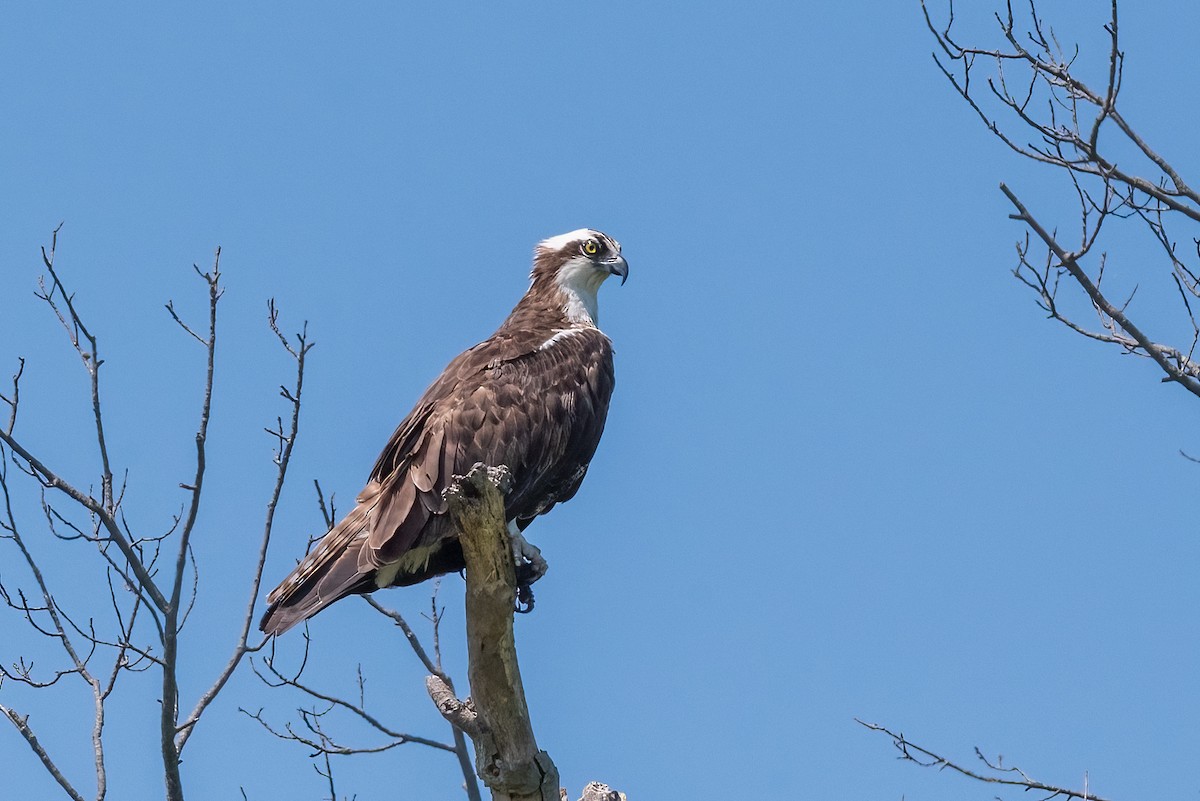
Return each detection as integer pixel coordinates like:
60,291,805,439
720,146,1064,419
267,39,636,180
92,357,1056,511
441,464,559,801
430,463,624,801
573,782,627,801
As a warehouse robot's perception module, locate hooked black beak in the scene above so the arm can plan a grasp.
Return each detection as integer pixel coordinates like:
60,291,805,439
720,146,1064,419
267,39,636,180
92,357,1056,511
604,254,629,285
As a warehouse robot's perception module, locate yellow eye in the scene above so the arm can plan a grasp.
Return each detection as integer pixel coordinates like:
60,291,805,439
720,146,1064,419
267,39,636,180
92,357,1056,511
583,239,600,256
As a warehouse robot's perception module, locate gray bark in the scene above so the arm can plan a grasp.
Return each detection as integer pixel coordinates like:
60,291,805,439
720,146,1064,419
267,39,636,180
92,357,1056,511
429,464,624,801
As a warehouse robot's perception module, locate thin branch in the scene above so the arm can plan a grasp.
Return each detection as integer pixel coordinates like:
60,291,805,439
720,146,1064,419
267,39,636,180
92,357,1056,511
159,250,224,800
0,357,24,435
250,652,454,752
857,719,1113,801
362,596,445,681
240,704,434,757
0,703,87,801
0,428,169,613
314,479,335,531
177,296,313,752
363,593,483,800
0,231,168,614
0,441,109,799
36,225,118,519
1001,183,1200,397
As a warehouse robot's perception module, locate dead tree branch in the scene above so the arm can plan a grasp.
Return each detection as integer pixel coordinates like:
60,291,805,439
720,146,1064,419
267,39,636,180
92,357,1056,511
922,0,1200,396
0,702,88,801
158,251,223,800
0,231,312,800
858,719,1109,801
436,463,558,801
175,299,313,753
1,234,169,616
429,463,622,801
0,358,24,436
247,487,482,800
363,593,481,800
243,643,456,756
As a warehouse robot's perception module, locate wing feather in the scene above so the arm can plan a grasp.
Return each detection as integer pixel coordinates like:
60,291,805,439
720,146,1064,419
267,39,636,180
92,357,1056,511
261,323,615,636
412,425,444,493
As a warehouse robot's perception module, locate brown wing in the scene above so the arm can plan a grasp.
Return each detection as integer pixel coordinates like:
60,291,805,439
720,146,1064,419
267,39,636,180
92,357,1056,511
368,327,615,551
259,328,614,635
490,330,615,525
259,343,493,634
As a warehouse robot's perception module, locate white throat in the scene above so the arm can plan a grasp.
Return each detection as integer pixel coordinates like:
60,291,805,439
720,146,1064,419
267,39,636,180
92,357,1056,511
555,256,608,325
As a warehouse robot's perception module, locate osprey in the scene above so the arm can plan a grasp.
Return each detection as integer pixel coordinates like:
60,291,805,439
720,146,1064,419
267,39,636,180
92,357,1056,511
260,229,627,635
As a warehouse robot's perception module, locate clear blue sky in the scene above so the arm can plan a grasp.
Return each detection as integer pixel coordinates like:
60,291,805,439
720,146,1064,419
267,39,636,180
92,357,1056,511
2,2,1198,799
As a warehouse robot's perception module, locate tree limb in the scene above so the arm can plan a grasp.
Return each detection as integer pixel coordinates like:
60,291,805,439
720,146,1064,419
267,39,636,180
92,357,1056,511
0,703,87,801
430,464,623,801
922,0,1200,399
434,463,559,801
176,298,312,753
858,719,1109,801
160,250,223,801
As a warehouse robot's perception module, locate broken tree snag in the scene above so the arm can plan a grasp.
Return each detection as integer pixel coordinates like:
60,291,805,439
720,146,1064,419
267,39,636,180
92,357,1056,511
574,783,628,801
441,463,561,801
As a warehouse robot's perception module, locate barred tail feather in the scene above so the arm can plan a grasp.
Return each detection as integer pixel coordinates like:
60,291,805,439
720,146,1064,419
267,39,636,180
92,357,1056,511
259,508,375,636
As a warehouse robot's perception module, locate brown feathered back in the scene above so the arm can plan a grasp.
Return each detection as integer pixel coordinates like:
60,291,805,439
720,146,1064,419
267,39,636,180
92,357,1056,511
259,230,623,635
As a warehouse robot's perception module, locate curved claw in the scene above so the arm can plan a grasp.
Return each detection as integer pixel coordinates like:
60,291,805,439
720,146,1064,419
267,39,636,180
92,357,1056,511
515,582,536,614
509,523,547,613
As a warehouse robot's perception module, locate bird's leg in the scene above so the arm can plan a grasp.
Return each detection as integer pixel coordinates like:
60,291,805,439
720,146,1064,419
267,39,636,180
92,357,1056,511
507,520,548,613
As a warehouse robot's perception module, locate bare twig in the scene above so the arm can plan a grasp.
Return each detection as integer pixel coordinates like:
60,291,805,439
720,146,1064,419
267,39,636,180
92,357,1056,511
1,388,110,800
243,637,456,763
176,297,313,752
857,719,1112,801
0,233,168,614
363,596,445,680
365,592,481,801
0,233,316,801
0,358,24,435
0,703,87,801
158,250,223,799
922,0,1200,399
250,643,453,752
314,479,335,531
1001,185,1200,397
241,703,439,757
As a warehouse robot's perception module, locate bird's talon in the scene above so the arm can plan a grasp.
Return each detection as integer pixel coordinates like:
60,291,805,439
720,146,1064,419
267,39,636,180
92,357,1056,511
515,583,535,613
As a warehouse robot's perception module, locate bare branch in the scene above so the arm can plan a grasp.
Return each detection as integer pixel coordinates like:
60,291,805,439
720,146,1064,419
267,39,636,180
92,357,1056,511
36,225,118,518
858,719,1112,801
362,593,479,800
315,752,338,801
241,703,435,758
0,357,24,435
0,232,169,616
427,674,480,738
177,297,313,752
431,463,561,801
1001,183,1200,397
250,650,455,752
0,443,110,798
155,249,226,800
362,596,445,681
922,0,1200,398
313,479,335,531
164,300,208,346
0,703,87,801
0,411,169,614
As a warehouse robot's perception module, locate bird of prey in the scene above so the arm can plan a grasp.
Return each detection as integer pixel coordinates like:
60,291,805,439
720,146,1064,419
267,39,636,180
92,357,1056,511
260,229,627,635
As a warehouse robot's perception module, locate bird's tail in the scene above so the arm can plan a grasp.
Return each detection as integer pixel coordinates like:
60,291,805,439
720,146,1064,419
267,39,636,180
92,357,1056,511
259,505,375,636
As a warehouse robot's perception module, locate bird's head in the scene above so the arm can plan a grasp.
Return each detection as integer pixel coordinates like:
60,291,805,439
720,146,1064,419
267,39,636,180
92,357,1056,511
531,228,627,325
